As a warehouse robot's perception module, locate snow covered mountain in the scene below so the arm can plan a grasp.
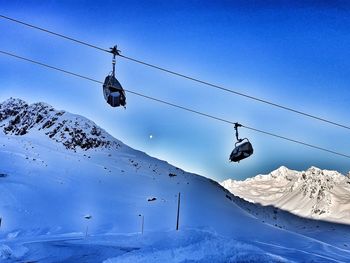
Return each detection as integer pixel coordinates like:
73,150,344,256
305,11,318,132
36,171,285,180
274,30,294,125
222,166,350,224
1,98,350,262
0,97,120,150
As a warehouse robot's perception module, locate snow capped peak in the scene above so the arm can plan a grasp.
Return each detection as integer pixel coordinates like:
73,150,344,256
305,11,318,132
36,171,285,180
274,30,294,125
0,97,27,118
1,97,26,105
270,166,295,179
307,166,323,173
303,166,345,182
0,98,122,151
276,165,289,171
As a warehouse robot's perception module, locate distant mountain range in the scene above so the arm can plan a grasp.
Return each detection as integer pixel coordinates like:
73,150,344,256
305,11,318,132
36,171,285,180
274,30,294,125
222,166,350,224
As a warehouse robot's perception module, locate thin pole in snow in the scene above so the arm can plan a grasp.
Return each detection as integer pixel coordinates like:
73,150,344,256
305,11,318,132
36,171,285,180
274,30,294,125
176,192,181,231
85,226,89,238
84,214,92,238
139,214,144,234
141,215,144,234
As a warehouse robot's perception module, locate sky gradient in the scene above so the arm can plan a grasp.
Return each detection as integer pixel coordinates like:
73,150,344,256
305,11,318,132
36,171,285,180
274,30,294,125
1,0,350,181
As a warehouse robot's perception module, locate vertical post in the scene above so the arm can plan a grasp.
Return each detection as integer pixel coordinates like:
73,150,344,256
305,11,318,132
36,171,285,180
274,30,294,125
85,226,89,238
176,192,181,231
139,214,144,235
84,215,92,239
141,215,144,235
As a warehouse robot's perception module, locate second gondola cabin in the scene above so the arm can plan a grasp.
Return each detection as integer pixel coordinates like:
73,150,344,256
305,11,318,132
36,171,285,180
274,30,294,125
229,123,254,162
229,139,254,162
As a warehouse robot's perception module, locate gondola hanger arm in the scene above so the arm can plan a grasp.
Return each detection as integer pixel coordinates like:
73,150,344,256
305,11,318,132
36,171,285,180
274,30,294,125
234,122,243,143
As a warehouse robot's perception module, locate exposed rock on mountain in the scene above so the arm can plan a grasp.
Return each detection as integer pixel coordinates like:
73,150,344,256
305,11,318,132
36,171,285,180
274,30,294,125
0,98,120,150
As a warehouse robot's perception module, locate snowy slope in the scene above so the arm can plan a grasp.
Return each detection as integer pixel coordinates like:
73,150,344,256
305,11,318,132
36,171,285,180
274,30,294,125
1,98,350,262
0,98,256,236
222,166,350,224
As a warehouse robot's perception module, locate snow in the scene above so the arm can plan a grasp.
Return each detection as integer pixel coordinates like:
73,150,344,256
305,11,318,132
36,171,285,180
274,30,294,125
1,98,350,262
102,230,292,263
221,166,350,224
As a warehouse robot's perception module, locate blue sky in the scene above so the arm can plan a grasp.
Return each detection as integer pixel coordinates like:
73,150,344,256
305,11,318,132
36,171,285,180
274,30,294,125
1,1,350,181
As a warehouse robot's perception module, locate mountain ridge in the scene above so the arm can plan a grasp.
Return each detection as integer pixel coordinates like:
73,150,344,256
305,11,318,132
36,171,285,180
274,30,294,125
222,165,350,224
0,97,121,151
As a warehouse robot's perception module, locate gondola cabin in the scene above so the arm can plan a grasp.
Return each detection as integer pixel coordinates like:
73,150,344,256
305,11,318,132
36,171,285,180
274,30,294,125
230,122,254,163
229,139,254,162
103,75,126,107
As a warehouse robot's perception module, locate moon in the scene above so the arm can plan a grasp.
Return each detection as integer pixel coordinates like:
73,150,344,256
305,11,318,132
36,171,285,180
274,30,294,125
149,134,153,139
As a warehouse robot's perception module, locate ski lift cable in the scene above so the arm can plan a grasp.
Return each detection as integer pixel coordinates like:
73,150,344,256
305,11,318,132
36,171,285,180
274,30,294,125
1,14,349,131
1,50,349,160
0,15,110,54
117,54,350,132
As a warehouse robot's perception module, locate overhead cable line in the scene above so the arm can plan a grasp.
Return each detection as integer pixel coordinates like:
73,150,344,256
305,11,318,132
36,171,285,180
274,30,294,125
0,15,110,53
1,14,349,131
0,49,349,160
117,54,350,132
